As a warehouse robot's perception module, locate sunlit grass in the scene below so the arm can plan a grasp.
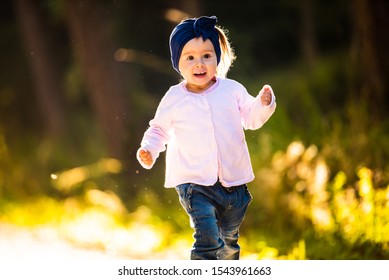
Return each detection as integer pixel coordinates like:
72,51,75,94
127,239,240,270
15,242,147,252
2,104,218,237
0,194,185,259
0,188,308,260
252,140,389,258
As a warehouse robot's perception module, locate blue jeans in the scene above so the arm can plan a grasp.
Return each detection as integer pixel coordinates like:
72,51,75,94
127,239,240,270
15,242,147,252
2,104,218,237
175,181,252,260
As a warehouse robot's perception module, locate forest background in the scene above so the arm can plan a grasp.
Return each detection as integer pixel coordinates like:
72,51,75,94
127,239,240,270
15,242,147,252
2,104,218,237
0,0,388,259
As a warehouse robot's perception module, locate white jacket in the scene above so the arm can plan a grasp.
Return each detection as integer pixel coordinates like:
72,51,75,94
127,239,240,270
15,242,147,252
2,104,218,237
137,77,276,188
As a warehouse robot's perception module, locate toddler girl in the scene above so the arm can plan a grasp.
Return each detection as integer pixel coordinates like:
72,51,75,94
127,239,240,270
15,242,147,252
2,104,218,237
137,15,276,260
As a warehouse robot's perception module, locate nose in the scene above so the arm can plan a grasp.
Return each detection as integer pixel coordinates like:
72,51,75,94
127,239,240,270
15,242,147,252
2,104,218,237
195,58,205,67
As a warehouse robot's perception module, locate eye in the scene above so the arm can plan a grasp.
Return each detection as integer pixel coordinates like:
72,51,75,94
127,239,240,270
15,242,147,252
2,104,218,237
204,53,211,59
186,55,194,61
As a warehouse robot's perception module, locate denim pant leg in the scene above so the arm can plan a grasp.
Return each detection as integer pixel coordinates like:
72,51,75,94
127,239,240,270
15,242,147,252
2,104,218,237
176,183,223,260
218,185,253,260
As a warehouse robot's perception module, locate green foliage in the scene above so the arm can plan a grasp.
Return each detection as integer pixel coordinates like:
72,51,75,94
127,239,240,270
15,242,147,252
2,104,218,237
239,53,389,259
247,139,389,259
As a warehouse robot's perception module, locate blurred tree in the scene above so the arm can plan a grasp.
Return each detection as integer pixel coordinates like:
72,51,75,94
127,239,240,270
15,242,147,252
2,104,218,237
350,0,388,118
299,0,317,69
64,0,131,159
15,0,68,137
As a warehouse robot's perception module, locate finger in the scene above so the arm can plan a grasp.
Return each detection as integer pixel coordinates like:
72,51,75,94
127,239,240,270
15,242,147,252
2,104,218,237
261,92,270,99
141,156,151,164
141,153,151,161
139,149,149,156
139,150,151,162
263,84,270,91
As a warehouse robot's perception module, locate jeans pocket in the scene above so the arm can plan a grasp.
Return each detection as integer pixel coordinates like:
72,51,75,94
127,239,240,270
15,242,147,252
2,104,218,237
175,183,195,212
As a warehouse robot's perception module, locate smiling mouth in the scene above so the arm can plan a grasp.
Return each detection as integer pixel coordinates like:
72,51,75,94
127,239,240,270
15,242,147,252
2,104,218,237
194,72,207,77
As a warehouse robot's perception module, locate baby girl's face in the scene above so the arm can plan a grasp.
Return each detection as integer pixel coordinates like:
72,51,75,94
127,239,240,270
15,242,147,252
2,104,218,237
178,37,217,93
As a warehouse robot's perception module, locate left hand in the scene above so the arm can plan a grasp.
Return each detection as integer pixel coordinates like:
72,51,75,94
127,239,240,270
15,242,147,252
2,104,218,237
260,85,272,106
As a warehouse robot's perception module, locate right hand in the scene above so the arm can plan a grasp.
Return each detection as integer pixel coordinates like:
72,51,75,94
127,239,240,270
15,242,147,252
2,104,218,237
139,149,153,166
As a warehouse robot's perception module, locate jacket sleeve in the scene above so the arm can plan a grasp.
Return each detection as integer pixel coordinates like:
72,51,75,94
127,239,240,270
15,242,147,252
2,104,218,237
238,85,277,130
136,92,174,169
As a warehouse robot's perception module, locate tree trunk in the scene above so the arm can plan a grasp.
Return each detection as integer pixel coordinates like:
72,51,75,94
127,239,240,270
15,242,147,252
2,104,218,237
350,0,385,116
300,0,317,69
64,0,131,159
15,0,68,137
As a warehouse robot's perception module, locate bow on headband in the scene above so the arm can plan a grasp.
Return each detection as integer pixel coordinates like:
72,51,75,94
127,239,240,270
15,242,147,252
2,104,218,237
169,16,221,73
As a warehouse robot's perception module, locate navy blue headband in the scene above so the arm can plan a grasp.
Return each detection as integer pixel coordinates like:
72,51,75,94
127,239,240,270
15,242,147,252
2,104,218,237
169,15,221,73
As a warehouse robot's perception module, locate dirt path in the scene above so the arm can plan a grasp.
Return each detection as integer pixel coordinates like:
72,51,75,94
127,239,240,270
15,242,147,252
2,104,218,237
0,223,189,260
0,223,116,259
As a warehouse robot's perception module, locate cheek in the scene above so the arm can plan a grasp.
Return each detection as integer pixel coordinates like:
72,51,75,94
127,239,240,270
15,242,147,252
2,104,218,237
205,60,217,71
205,57,217,66
178,60,193,71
